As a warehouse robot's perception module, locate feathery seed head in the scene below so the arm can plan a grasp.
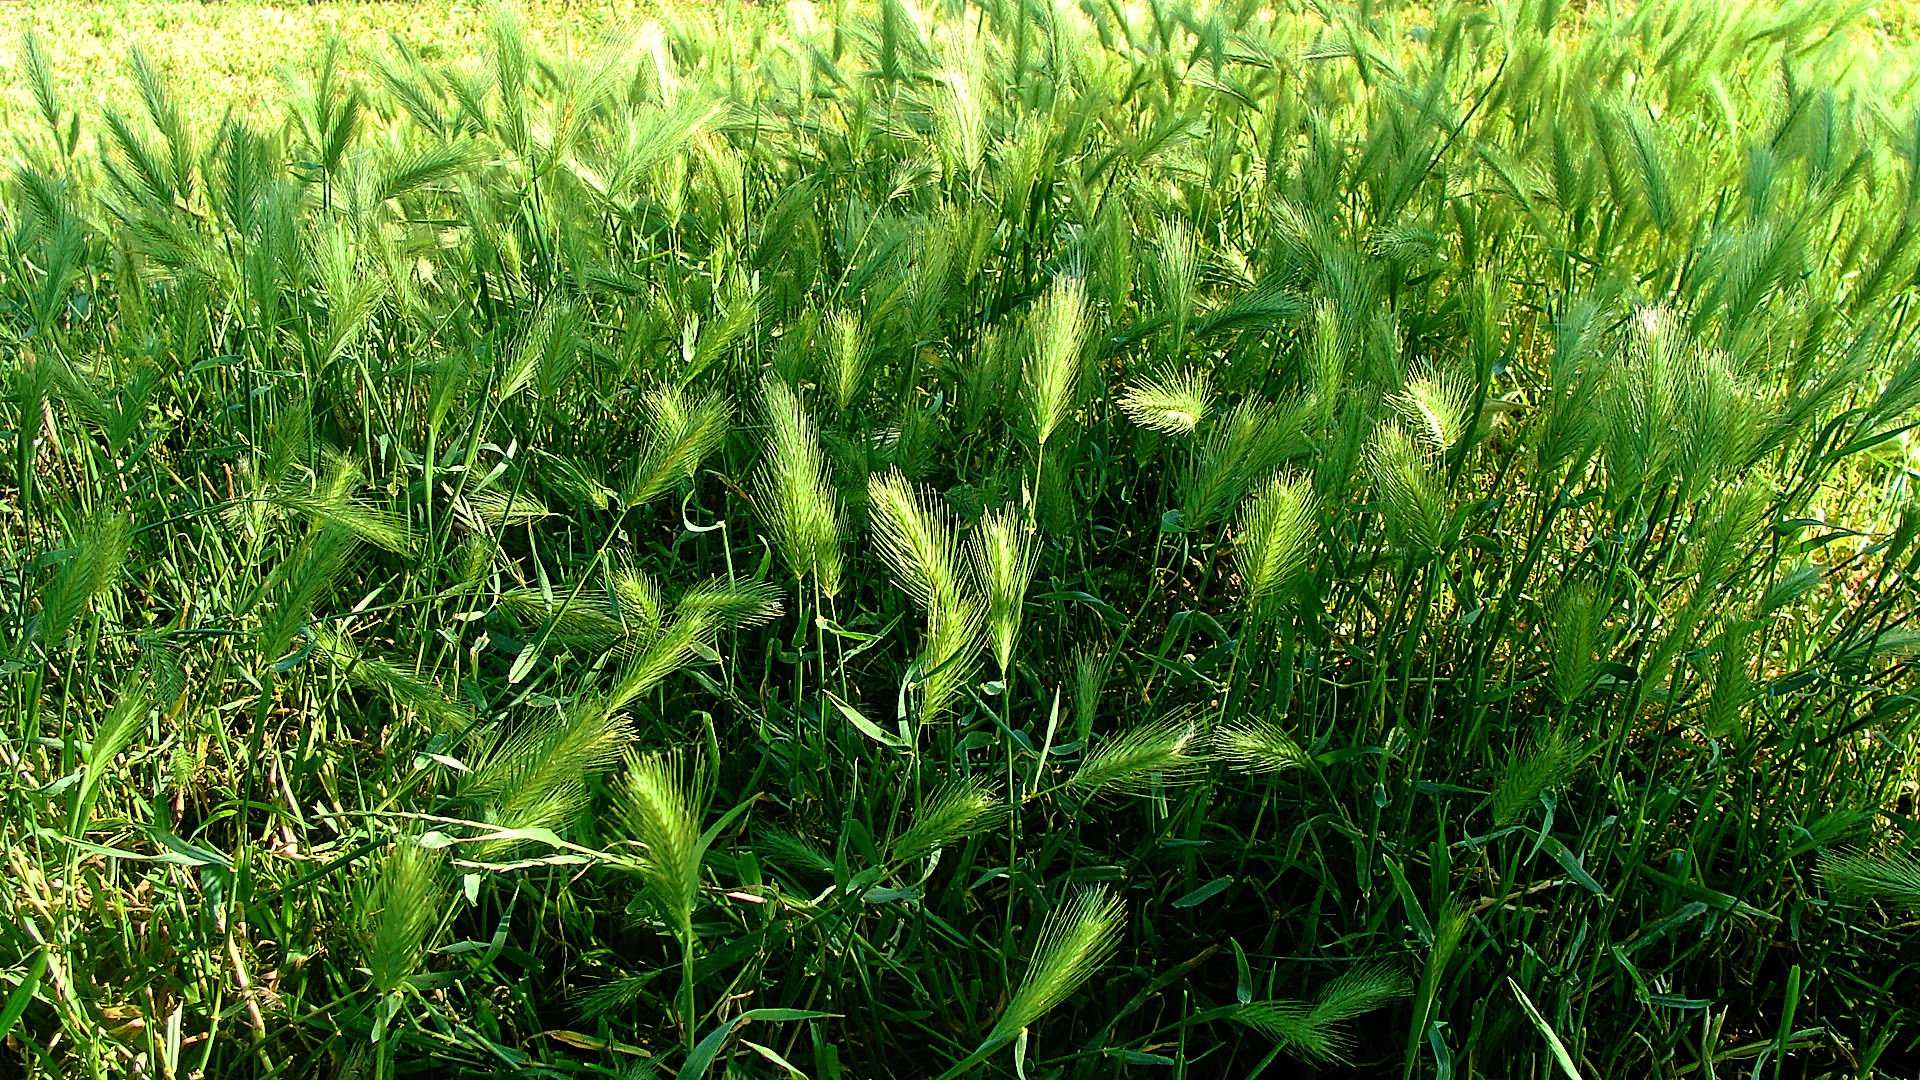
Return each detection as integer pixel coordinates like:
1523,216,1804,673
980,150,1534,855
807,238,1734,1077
674,576,785,631
1308,299,1346,427
1366,422,1448,559
1600,307,1687,497
1064,711,1206,799
1024,275,1091,447
1233,472,1317,615
625,385,731,507
605,609,720,712
1233,965,1409,1064
918,592,984,723
1212,718,1311,775
614,748,709,942
1118,368,1211,435
867,468,967,614
1389,365,1475,457
1490,726,1583,828
38,512,130,649
1703,629,1757,740
465,702,634,847
1071,646,1106,740
610,564,666,638
1819,846,1920,913
1675,347,1760,487
1152,216,1198,344
755,380,845,596
826,308,866,411
969,504,1038,673
934,48,987,178
990,887,1126,1040
869,469,981,720
1549,582,1607,705
889,775,1005,864
1182,398,1312,529
1693,481,1768,592
358,839,446,997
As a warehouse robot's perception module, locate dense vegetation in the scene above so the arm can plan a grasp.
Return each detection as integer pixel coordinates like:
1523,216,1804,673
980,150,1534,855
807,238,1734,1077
4,0,1920,1076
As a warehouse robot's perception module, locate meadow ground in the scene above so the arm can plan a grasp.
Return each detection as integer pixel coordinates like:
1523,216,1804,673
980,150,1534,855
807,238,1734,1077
3,1,1920,1078
4,0,1920,115
0,2,665,122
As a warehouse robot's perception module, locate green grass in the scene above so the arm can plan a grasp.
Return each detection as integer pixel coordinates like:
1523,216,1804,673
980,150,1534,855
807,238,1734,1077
3,0,1920,1077
0,0,663,127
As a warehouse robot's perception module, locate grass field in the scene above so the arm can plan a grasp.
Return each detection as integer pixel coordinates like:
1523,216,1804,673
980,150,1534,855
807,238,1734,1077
4,0,1918,117
3,0,1920,1077
0,1,667,125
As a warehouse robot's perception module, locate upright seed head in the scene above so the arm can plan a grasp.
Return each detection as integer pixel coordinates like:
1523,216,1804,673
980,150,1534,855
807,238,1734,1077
969,504,1038,674
1233,471,1317,618
754,379,844,597
1024,275,1090,448
613,748,709,943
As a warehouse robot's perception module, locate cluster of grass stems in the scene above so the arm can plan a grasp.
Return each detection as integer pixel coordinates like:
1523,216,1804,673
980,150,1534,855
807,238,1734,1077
3,0,1920,1076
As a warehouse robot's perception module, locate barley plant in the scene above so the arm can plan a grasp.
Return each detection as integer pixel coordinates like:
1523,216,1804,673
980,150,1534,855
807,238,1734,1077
4,0,1920,1076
